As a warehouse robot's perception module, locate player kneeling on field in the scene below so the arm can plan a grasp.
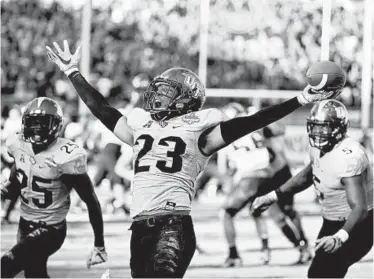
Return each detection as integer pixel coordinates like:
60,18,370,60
1,97,107,278
252,100,373,278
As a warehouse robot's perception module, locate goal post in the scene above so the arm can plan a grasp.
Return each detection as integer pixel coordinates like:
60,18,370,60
78,0,92,116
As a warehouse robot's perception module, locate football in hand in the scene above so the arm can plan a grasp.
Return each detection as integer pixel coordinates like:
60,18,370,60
306,61,346,93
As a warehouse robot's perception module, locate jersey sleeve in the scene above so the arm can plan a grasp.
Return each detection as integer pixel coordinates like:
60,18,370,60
126,107,150,131
195,108,228,131
335,141,370,178
337,149,369,178
60,146,88,175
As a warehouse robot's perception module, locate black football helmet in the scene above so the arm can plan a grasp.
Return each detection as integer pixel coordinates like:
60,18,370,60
307,99,348,152
143,67,206,120
22,97,63,146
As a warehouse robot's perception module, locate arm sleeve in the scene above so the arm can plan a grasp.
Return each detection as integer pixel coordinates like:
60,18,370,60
61,173,104,247
68,72,123,131
220,97,301,145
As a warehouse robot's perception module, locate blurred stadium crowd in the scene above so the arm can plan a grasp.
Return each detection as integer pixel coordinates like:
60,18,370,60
1,0,367,105
0,0,372,219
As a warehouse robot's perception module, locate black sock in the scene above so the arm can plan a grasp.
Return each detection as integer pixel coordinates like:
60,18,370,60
229,246,239,258
261,238,269,250
281,224,299,247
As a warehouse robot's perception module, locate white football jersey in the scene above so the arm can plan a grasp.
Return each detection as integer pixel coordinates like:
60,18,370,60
221,123,288,181
310,137,373,221
6,133,87,225
126,108,226,218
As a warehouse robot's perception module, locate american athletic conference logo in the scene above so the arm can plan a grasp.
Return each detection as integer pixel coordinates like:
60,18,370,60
182,113,200,125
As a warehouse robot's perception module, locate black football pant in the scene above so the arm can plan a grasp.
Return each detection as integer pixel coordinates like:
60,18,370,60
308,209,373,278
1,217,66,278
129,214,196,278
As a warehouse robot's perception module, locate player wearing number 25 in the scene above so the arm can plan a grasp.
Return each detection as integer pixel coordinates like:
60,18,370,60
46,40,341,278
1,97,107,278
252,99,373,278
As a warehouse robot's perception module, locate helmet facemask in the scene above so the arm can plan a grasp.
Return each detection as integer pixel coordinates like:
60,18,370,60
307,119,347,152
144,78,186,120
22,114,62,146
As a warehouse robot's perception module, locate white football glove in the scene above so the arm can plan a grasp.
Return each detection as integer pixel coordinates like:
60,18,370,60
46,40,81,76
297,85,341,105
86,246,107,269
251,191,278,215
315,230,349,253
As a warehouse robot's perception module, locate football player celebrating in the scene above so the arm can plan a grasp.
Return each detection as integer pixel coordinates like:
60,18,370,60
0,97,107,278
219,104,311,267
46,40,339,278
252,100,373,278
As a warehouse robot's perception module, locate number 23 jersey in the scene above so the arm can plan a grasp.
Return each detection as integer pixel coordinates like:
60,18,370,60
127,108,226,218
6,133,87,225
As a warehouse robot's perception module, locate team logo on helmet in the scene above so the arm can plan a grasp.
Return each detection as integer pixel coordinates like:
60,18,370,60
144,68,206,121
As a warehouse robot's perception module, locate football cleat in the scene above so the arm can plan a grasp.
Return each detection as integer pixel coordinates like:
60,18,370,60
101,269,110,279
222,256,243,268
260,248,271,265
296,246,313,264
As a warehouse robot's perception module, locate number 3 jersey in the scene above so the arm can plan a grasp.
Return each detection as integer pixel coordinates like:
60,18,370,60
126,108,226,218
310,137,373,221
6,132,87,225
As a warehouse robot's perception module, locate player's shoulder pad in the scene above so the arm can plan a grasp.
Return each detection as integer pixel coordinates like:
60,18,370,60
55,138,87,175
183,108,228,132
126,108,151,130
333,137,369,178
5,132,22,157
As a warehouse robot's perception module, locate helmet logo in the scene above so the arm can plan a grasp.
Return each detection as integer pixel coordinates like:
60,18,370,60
37,97,46,108
182,73,203,98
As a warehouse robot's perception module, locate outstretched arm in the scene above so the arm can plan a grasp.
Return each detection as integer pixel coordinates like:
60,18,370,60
46,41,133,145
61,173,105,247
68,72,123,132
199,86,339,156
251,163,314,215
200,97,302,155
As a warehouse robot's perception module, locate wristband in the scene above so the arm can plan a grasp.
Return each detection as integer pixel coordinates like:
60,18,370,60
64,67,79,76
297,94,308,106
268,190,278,202
334,229,349,243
